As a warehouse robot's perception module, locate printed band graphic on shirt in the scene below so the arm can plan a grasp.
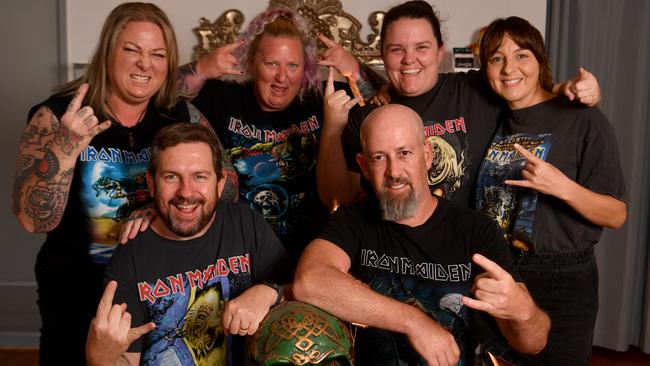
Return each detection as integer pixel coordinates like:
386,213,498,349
227,115,320,237
360,271,473,365
141,275,231,366
423,118,467,200
79,146,153,264
476,133,552,249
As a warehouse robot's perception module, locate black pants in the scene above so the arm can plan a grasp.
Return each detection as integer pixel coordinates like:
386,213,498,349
513,247,599,366
35,244,105,365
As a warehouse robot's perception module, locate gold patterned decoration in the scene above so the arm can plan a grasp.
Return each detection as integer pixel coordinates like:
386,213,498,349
192,0,384,65
192,9,245,60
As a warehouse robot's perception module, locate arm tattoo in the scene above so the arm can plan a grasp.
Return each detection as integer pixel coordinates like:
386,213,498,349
77,107,88,118
177,61,201,96
54,125,83,156
12,154,37,215
24,167,74,232
34,149,60,180
13,106,60,215
356,77,376,100
50,109,61,130
357,63,386,99
19,123,53,152
219,168,239,203
186,101,202,124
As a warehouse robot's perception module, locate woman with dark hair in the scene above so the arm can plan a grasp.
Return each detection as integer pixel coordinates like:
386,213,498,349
320,0,601,211
476,16,627,365
12,3,209,364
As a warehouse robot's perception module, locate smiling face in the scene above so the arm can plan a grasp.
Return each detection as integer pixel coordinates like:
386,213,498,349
108,21,168,107
485,34,551,109
147,142,224,240
382,18,445,97
357,105,433,223
251,35,304,112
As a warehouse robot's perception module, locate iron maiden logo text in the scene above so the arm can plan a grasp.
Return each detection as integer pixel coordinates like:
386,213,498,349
360,249,471,282
138,254,250,303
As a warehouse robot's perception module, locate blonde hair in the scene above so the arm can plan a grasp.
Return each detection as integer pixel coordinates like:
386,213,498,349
56,2,179,114
235,7,321,98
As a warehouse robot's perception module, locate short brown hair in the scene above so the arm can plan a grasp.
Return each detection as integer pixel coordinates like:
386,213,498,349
149,123,223,178
479,16,553,92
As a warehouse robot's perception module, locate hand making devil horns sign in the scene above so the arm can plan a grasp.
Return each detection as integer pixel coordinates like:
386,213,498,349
86,281,155,365
504,143,571,199
56,83,111,154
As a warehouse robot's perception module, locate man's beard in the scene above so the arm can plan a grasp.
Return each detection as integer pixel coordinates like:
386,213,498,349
158,195,216,237
378,177,417,222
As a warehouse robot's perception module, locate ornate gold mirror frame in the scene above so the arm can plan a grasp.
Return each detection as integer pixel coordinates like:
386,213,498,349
192,0,385,65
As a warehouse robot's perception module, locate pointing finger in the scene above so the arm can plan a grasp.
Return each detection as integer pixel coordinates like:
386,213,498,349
461,295,491,312
325,66,335,95
67,83,89,112
513,143,540,163
127,322,156,344
225,38,246,51
472,253,510,281
318,33,337,48
97,281,118,318
317,59,337,67
504,179,533,189
346,96,362,110
90,120,112,136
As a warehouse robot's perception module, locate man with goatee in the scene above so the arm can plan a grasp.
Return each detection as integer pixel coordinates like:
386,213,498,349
294,104,550,366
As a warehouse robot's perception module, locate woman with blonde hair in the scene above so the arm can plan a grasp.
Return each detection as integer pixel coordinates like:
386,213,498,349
12,3,205,363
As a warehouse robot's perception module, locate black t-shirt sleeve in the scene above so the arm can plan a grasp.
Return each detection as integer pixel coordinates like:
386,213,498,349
250,208,293,284
472,213,522,283
576,108,628,202
104,243,145,353
317,204,363,262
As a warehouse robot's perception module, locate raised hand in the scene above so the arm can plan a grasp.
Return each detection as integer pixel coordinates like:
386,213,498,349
86,281,155,365
196,39,246,79
55,83,111,155
462,254,532,321
505,143,572,200
317,34,359,78
118,205,158,244
370,84,392,106
558,67,601,106
323,66,361,132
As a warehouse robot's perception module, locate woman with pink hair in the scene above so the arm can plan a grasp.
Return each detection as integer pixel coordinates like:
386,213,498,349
175,7,379,259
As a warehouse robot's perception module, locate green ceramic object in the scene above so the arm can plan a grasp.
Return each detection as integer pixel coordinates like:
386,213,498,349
247,301,354,365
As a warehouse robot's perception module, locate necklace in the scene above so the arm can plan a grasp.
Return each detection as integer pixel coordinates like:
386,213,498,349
105,102,146,148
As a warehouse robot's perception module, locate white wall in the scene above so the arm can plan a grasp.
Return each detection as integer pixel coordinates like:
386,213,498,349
65,0,546,77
